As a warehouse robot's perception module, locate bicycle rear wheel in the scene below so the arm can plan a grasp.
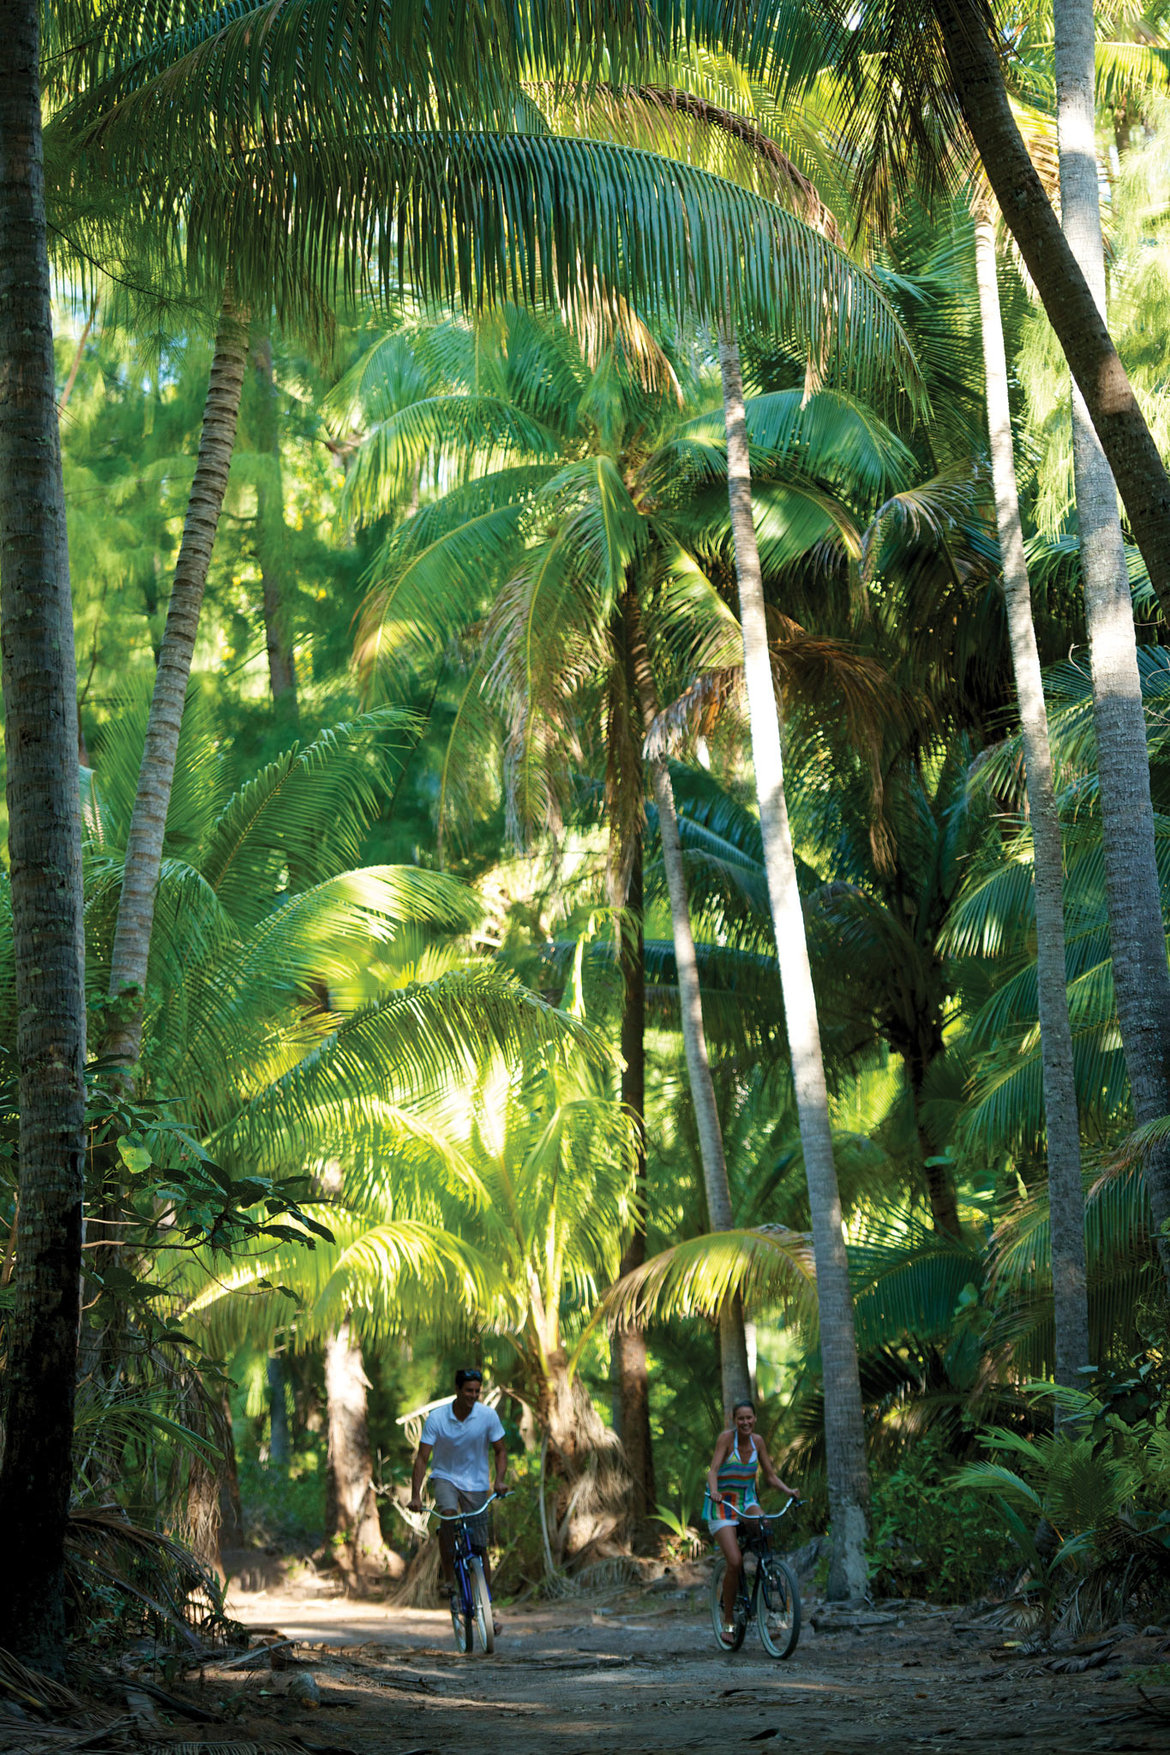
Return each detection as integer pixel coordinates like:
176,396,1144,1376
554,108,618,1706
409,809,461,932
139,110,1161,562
757,1557,801,1659
709,1557,747,1651
468,1556,495,1654
450,1575,473,1653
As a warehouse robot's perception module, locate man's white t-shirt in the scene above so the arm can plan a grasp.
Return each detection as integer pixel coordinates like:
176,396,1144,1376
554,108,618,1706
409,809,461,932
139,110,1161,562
421,1399,506,1492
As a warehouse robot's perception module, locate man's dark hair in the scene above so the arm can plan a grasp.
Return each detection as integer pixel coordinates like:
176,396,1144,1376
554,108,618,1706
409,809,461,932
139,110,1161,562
455,1367,484,1389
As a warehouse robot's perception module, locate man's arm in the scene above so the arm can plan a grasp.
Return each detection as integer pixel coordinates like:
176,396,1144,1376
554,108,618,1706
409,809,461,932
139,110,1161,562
491,1436,508,1494
408,1441,432,1511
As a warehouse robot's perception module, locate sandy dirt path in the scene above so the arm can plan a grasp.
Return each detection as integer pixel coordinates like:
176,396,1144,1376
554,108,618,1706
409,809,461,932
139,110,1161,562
216,1576,1170,1754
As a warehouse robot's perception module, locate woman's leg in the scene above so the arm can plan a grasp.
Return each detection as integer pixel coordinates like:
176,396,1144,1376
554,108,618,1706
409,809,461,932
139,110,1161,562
715,1524,742,1622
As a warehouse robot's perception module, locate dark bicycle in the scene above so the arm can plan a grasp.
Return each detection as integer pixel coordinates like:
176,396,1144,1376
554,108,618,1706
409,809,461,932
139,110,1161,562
709,1499,802,1659
429,1491,500,1655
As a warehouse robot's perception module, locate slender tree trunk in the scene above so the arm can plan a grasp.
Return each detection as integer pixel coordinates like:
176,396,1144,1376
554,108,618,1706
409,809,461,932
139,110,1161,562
219,1389,244,1550
103,290,249,1066
266,1353,291,1472
611,830,656,1524
325,1322,402,1585
974,216,1091,1383
907,1043,961,1238
251,336,298,714
1051,0,1170,1289
0,0,89,1671
718,327,869,1600
933,0,1170,623
624,584,752,1413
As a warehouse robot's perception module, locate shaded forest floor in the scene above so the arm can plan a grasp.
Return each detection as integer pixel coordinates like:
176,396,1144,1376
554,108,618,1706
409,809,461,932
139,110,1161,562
6,1572,1170,1754
211,1573,1170,1754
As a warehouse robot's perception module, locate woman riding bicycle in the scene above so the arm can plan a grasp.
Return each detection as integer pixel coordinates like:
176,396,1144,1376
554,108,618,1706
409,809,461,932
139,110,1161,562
704,1400,797,1640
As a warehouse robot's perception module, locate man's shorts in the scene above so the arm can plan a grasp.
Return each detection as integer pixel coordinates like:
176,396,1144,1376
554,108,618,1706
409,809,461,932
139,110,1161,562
433,1478,491,1549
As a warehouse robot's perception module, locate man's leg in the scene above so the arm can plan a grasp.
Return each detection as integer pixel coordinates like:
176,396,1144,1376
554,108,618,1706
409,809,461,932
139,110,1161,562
433,1480,460,1593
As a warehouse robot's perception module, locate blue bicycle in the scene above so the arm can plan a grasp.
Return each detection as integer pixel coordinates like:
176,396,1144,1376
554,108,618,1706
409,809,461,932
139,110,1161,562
429,1492,500,1655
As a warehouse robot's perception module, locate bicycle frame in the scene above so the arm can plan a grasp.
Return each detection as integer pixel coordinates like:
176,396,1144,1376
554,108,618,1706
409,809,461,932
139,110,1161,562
710,1498,803,1659
428,1492,500,1653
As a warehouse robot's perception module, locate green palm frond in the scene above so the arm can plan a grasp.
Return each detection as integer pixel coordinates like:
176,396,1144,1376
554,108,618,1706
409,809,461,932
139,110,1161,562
849,1220,982,1352
602,1225,818,1328
207,964,598,1173
356,466,555,680
199,709,416,927
62,124,925,403
184,1210,494,1353
342,394,562,522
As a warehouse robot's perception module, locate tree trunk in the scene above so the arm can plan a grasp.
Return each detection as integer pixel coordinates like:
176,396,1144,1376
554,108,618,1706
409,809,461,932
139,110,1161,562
0,0,89,1671
907,1043,961,1239
103,289,249,1067
718,326,869,1600
267,1353,291,1472
219,1389,244,1550
251,336,298,714
611,828,656,1525
624,585,752,1415
1051,0,1170,1291
540,1348,632,1567
974,215,1091,1383
933,0,1170,624
325,1322,403,1586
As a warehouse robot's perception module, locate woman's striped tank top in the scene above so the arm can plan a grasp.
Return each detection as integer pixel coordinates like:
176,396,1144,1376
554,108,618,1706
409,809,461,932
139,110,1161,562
706,1433,759,1521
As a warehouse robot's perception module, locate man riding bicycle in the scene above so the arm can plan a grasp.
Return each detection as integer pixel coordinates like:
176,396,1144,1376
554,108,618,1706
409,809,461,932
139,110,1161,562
408,1367,509,1628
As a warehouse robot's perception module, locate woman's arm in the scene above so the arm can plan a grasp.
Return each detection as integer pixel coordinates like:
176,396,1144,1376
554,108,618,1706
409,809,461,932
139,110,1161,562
755,1437,797,1497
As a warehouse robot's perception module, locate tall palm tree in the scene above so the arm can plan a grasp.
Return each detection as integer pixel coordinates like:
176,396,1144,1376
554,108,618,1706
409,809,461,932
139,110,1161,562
346,309,913,1431
1051,0,1170,1293
0,0,88,1669
717,328,870,1600
343,312,762,1413
61,696,590,1576
819,0,1170,616
972,208,1089,1386
189,1061,640,1570
49,3,919,1081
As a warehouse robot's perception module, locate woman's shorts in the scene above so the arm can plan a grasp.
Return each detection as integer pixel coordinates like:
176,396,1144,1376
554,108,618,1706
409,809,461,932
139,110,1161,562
708,1499,762,1535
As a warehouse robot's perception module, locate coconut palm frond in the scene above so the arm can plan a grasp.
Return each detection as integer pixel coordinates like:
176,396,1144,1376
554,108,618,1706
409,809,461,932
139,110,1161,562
602,1226,817,1329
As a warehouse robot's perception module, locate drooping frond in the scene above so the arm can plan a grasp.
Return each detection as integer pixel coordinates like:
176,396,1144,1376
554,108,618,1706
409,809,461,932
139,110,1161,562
56,124,925,406
602,1226,818,1328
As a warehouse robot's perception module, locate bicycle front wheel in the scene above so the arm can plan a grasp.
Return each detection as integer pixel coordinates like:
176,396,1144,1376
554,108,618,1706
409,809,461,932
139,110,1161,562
757,1557,801,1659
468,1556,495,1654
709,1557,747,1651
451,1577,473,1653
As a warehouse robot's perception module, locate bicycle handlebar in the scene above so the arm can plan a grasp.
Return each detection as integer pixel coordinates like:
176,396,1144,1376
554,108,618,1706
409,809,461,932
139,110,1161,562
426,1490,504,1522
714,1495,802,1521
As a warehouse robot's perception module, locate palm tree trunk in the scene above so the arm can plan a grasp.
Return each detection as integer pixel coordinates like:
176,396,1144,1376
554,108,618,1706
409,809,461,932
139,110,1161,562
103,289,249,1067
0,0,89,1671
325,1322,402,1585
251,336,298,714
933,0,1170,622
624,585,752,1413
1051,0,1170,1290
718,326,869,1600
974,216,1091,1382
611,827,657,1524
266,1353,291,1472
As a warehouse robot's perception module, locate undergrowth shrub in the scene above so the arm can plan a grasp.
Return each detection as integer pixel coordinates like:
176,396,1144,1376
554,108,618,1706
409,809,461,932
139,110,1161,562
869,1434,1017,1602
237,1443,326,1551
